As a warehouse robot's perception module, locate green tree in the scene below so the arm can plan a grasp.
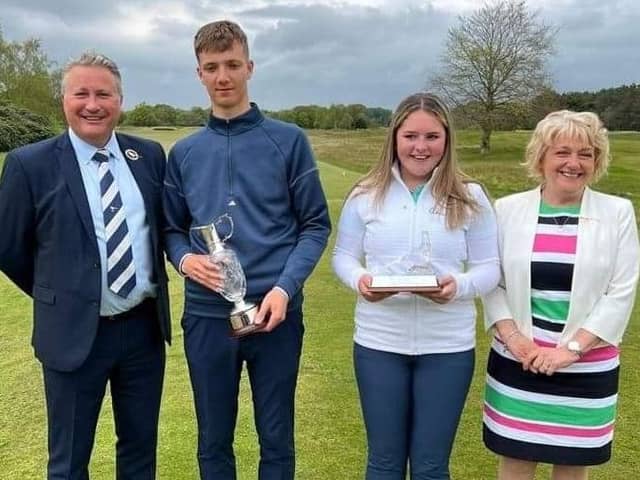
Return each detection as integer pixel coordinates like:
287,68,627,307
429,1,555,152
175,106,208,126
366,107,392,127
0,28,60,123
337,112,354,129
152,104,177,125
124,102,160,126
0,101,55,151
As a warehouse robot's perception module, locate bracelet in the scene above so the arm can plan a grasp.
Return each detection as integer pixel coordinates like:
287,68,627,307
503,329,522,343
502,330,522,352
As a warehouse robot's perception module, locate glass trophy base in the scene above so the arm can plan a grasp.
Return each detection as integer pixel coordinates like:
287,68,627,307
369,275,440,293
229,303,262,337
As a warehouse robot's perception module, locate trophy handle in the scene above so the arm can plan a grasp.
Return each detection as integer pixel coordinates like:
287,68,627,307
214,213,234,243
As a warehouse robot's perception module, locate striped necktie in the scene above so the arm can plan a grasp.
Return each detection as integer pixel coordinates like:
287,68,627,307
93,149,136,298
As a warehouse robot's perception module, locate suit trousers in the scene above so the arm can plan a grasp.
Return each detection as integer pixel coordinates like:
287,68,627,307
354,343,474,480
182,308,304,480
42,299,165,480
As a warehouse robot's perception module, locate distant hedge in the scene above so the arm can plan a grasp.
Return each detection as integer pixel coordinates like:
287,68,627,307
0,102,56,152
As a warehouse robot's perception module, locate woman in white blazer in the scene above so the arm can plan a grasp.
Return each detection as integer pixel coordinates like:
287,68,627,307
482,110,640,480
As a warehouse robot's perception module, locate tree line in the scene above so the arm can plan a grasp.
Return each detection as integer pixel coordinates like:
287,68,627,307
120,102,392,130
110,86,640,134
451,85,640,133
2,6,640,154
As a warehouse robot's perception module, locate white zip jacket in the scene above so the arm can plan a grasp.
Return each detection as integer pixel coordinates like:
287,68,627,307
332,166,500,355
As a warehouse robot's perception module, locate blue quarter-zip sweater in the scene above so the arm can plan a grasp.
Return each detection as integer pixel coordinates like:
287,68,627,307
164,103,331,318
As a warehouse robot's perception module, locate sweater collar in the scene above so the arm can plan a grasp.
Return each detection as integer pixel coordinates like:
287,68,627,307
207,102,264,135
391,162,439,192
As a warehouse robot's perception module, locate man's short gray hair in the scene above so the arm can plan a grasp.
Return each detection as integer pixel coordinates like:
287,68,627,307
61,51,122,97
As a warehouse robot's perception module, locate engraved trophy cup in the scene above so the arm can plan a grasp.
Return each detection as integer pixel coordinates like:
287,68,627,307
369,230,440,292
192,215,261,336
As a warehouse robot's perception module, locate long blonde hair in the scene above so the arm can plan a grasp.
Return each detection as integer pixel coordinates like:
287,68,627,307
349,92,480,229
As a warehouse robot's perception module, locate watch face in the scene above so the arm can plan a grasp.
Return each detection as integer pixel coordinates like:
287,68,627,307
568,341,581,352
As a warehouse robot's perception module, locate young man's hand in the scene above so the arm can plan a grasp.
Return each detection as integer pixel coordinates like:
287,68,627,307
182,254,224,292
255,288,289,332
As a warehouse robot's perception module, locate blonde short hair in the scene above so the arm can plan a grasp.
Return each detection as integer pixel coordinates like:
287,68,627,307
61,51,122,97
524,110,610,183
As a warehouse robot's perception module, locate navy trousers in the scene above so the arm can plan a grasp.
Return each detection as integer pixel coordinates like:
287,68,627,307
43,300,166,480
354,343,474,480
183,308,304,480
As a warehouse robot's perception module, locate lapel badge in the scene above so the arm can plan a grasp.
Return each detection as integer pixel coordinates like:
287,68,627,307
124,148,140,161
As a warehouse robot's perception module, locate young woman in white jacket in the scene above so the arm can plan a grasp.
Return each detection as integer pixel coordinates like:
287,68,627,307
332,92,500,480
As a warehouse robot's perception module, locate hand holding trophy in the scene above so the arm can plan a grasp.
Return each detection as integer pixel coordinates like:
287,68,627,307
192,215,262,336
369,230,441,293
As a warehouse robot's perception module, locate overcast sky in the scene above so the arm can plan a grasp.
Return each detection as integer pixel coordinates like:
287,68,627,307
2,0,638,111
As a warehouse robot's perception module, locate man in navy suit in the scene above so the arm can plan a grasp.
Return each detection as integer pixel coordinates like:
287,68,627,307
0,52,171,479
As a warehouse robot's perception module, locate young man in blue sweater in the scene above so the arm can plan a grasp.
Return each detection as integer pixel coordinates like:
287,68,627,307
163,20,331,480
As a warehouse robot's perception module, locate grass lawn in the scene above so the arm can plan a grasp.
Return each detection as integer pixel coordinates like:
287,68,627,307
1,127,639,478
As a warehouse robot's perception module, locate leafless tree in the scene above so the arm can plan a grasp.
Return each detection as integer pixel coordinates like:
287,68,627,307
429,1,555,153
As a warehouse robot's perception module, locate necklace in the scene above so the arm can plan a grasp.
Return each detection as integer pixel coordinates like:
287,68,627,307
541,193,579,232
551,214,572,231
551,212,575,232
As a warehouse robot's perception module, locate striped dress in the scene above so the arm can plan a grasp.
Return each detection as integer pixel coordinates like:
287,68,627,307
483,201,620,465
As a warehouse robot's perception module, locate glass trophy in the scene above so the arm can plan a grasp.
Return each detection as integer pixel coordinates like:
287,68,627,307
369,230,440,292
192,214,261,336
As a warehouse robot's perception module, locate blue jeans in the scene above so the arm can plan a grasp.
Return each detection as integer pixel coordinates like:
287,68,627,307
183,308,304,480
354,343,474,480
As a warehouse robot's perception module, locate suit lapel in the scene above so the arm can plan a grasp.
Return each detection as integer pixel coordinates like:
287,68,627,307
116,135,155,222
56,134,97,240
116,135,160,259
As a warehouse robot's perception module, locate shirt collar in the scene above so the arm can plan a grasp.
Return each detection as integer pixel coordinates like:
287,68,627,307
68,128,122,165
391,162,439,191
207,102,264,135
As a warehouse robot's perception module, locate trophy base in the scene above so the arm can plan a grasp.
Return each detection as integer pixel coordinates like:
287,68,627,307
229,303,262,337
369,274,440,293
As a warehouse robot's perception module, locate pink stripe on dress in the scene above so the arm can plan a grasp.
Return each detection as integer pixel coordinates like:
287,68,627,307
533,234,577,254
484,404,614,438
532,339,619,362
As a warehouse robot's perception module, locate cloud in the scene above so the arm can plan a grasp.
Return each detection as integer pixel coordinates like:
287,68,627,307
1,0,637,109
545,0,640,92
243,3,451,109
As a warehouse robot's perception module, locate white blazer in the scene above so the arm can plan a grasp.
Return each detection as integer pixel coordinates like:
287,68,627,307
483,186,639,346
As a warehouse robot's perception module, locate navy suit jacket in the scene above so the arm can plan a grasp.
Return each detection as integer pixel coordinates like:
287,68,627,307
0,132,171,372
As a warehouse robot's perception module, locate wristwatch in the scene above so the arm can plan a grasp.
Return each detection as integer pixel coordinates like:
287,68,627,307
567,340,583,358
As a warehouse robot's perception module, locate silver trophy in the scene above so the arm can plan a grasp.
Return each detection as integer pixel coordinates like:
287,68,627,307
192,215,261,336
370,230,440,292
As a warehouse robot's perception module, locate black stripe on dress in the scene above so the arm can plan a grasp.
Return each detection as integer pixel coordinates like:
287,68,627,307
537,215,580,226
531,262,574,291
487,349,619,399
483,425,611,466
532,315,565,333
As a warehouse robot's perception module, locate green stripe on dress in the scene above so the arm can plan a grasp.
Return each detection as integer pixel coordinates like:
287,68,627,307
539,202,581,215
531,297,570,322
485,384,616,427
